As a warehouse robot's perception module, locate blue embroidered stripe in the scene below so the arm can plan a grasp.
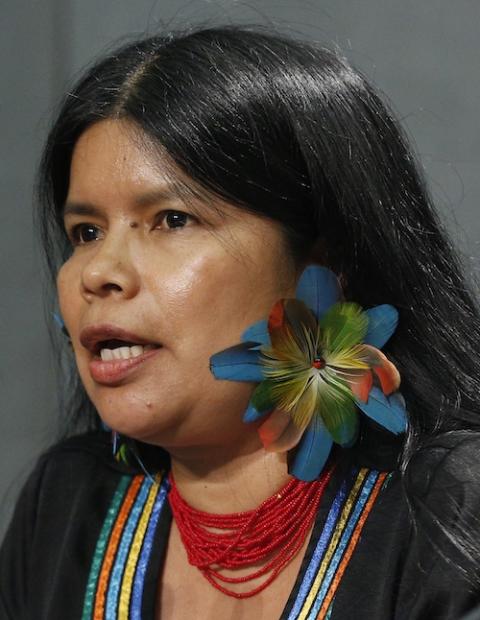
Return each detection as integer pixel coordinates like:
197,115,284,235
287,471,352,619
105,477,153,619
306,471,380,619
81,476,131,620
130,476,170,620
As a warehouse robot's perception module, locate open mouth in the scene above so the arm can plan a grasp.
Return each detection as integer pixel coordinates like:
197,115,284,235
88,338,162,385
94,339,161,361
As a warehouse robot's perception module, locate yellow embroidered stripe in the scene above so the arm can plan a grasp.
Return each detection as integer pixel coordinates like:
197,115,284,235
118,474,163,618
297,469,368,620
316,473,387,619
288,468,389,620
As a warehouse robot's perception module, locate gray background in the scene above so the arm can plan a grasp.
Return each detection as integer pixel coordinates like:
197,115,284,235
1,0,479,537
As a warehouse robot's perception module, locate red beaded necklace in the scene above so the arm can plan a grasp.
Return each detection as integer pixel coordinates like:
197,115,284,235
167,464,334,598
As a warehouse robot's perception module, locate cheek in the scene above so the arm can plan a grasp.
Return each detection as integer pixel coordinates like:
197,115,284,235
147,255,239,351
57,259,83,335
151,250,284,360
57,261,75,316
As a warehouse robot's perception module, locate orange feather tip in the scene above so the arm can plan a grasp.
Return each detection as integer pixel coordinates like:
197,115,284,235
349,370,373,403
268,300,286,331
257,409,291,450
361,345,401,395
372,363,400,395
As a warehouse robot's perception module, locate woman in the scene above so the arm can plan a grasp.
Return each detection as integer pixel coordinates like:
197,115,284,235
1,24,480,619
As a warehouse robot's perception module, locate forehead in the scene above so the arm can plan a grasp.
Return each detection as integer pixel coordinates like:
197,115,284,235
67,120,209,217
64,119,243,227
68,119,170,197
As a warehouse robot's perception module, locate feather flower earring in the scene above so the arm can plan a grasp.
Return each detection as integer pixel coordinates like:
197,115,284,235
209,266,407,481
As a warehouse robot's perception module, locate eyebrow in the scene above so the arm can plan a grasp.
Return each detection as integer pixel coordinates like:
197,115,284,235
62,187,180,218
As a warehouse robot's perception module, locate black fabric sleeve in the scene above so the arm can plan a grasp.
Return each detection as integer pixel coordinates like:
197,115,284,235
332,432,480,620
0,432,129,620
396,432,480,619
0,454,49,620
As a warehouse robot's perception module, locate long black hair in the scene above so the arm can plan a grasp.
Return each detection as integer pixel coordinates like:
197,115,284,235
37,24,480,579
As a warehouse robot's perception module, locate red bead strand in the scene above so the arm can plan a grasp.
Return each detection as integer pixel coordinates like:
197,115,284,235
168,465,334,598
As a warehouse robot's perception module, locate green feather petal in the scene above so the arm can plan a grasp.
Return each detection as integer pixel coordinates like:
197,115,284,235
289,377,318,428
320,302,369,353
269,371,312,413
251,380,276,412
283,299,318,350
262,329,305,365
315,369,358,445
326,344,371,371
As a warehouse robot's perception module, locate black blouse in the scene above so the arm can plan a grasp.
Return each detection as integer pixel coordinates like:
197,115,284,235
1,430,480,619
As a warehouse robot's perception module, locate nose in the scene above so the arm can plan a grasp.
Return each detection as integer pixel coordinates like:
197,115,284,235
81,235,140,302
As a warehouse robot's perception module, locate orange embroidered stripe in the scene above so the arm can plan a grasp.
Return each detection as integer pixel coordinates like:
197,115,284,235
316,472,387,619
93,475,143,619
289,468,389,620
117,476,161,618
81,476,131,620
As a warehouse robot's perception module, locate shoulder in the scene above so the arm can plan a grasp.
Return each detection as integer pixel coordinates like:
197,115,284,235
7,431,138,533
1,431,143,569
31,430,143,482
403,431,480,580
40,429,120,467
360,430,480,565
0,432,165,618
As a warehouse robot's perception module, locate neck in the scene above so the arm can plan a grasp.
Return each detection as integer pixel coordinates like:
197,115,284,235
168,439,291,514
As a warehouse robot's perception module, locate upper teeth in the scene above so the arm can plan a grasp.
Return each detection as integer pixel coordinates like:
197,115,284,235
100,344,156,361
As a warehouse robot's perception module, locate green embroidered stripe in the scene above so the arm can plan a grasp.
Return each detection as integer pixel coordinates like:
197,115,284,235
81,476,131,620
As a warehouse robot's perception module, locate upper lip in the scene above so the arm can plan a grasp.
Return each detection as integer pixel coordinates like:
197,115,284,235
80,324,161,354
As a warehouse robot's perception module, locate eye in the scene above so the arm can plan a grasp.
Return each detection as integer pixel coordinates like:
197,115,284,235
155,210,195,231
68,223,103,245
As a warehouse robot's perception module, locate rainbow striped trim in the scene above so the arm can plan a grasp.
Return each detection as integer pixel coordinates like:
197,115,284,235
81,473,169,620
82,467,387,619
287,468,389,620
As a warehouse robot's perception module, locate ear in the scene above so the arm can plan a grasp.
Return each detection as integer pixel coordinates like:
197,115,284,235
300,238,348,298
306,237,328,265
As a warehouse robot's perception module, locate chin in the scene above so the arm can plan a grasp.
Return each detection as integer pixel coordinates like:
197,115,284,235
93,396,188,443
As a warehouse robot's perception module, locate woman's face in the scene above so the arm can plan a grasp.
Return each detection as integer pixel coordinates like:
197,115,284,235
58,119,299,455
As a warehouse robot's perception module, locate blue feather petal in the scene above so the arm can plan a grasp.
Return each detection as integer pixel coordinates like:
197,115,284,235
209,344,264,382
336,417,359,448
355,387,407,434
53,312,65,328
243,400,272,423
241,319,271,346
364,305,399,348
295,265,341,320
288,419,333,481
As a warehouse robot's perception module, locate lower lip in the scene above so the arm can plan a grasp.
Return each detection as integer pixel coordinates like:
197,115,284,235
88,347,161,385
